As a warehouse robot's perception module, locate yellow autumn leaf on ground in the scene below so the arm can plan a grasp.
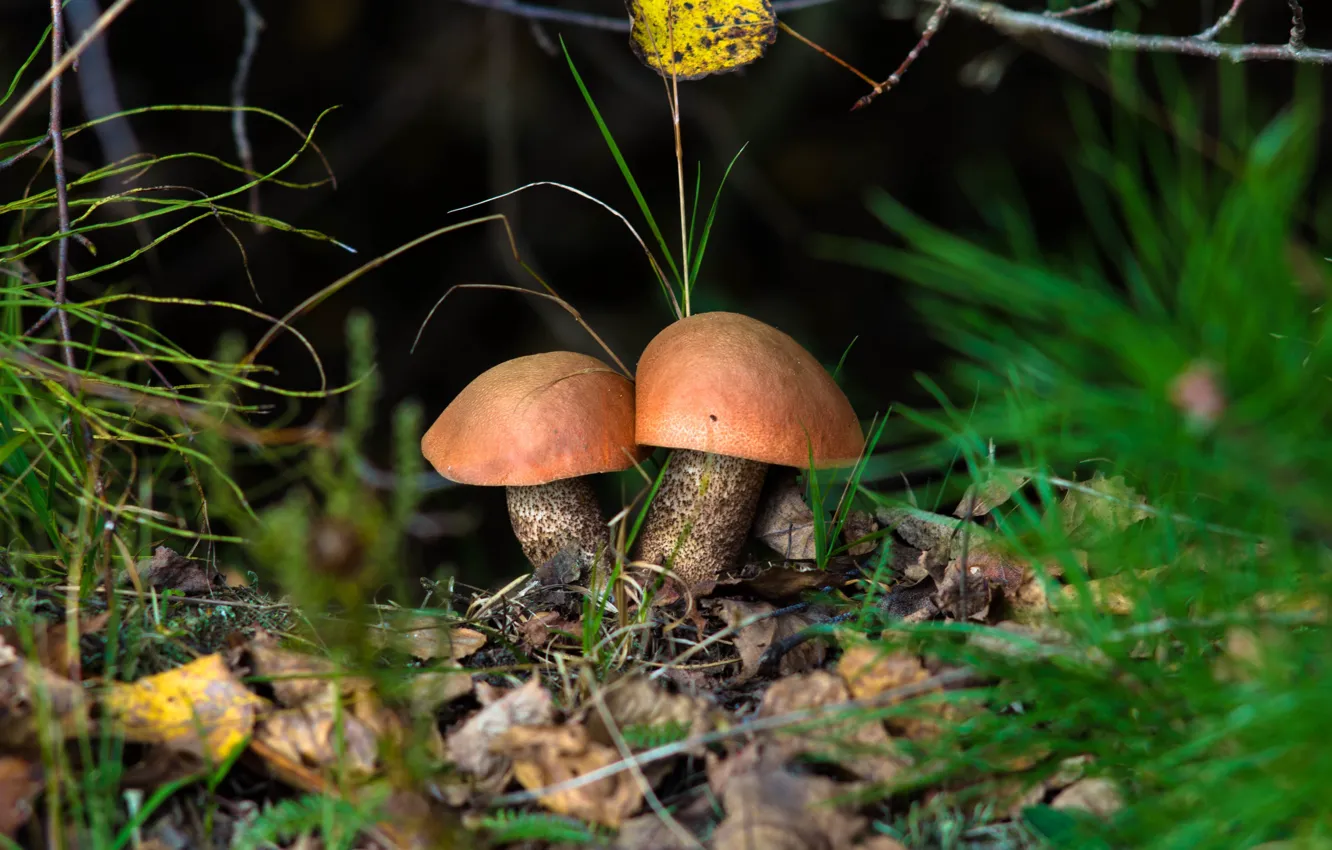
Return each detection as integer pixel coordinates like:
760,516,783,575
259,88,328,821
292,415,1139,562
627,0,777,80
102,653,267,763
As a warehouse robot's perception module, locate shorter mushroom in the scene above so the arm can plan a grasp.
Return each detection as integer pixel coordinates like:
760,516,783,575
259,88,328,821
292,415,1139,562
421,351,645,569
632,312,864,585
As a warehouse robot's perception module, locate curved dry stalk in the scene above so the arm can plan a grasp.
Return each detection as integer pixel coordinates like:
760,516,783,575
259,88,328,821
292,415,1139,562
410,282,632,379
0,0,137,139
243,214,511,368
449,181,680,318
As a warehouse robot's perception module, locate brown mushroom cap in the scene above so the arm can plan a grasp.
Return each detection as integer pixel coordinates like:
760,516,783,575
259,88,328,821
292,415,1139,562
635,312,865,468
422,351,644,487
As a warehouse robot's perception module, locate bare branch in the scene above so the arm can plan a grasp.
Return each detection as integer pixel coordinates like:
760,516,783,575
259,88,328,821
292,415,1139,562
451,0,839,31
855,0,952,110
232,0,267,236
0,0,137,140
1196,0,1246,41
48,0,77,382
450,0,1331,66
947,0,1328,63
0,132,51,171
1045,0,1114,19
454,0,629,31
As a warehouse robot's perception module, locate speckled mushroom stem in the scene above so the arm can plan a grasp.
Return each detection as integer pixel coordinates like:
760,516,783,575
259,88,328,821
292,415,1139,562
632,449,768,585
505,478,610,569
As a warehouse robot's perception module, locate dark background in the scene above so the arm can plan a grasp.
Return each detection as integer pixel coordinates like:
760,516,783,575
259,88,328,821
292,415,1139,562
1,0,1327,586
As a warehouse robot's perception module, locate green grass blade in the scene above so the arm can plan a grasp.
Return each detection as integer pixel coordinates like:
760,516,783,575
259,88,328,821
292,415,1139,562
626,455,671,552
688,143,747,293
559,37,682,291
687,163,702,267
832,336,858,383
0,23,50,111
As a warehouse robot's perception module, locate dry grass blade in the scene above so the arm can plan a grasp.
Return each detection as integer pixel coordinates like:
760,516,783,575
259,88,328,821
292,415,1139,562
411,282,632,379
448,181,678,316
0,0,137,139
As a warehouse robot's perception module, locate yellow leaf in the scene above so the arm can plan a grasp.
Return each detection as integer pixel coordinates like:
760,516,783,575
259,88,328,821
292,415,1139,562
627,0,777,80
102,654,267,763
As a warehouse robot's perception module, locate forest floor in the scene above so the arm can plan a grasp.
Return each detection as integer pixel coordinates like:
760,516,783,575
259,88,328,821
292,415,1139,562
0,467,1166,850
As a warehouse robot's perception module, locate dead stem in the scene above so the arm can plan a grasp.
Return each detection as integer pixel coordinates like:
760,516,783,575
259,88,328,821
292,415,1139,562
231,0,267,232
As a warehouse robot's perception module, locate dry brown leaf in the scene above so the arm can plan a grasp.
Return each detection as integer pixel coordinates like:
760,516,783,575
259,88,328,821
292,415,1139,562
0,636,87,748
710,744,867,850
0,613,110,679
956,470,1030,518
585,675,716,753
408,671,474,715
376,789,467,850
496,724,643,826
1060,472,1151,541
0,756,42,839
252,704,380,777
961,546,1028,597
759,671,906,784
519,611,581,650
754,475,818,560
129,546,214,594
102,653,267,763
716,557,860,601
446,678,553,782
612,808,706,850
838,644,931,700
836,643,958,741
842,510,880,556
932,561,995,622
714,599,826,681
1051,777,1123,818
370,615,486,661
243,635,372,708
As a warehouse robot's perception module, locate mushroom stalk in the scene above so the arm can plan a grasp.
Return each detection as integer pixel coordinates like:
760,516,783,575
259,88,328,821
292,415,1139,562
506,478,610,568
632,449,768,585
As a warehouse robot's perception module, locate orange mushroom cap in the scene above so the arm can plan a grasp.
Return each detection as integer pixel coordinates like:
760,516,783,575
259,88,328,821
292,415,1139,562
635,312,865,468
422,351,645,487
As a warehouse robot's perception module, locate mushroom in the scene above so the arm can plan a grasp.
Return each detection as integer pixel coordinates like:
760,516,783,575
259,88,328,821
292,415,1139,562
421,351,645,569
632,312,864,585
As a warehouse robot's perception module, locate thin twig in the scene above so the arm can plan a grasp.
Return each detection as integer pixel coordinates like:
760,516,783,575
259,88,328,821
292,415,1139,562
0,132,51,171
48,0,75,377
777,21,880,88
0,0,137,140
451,0,839,31
451,0,1332,65
1196,0,1246,41
955,0,1328,62
232,0,267,234
489,667,980,806
855,0,952,110
1045,0,1113,19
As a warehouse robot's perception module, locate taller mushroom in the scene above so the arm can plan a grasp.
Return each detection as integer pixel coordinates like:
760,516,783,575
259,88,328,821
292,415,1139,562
422,351,644,569
632,312,864,585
